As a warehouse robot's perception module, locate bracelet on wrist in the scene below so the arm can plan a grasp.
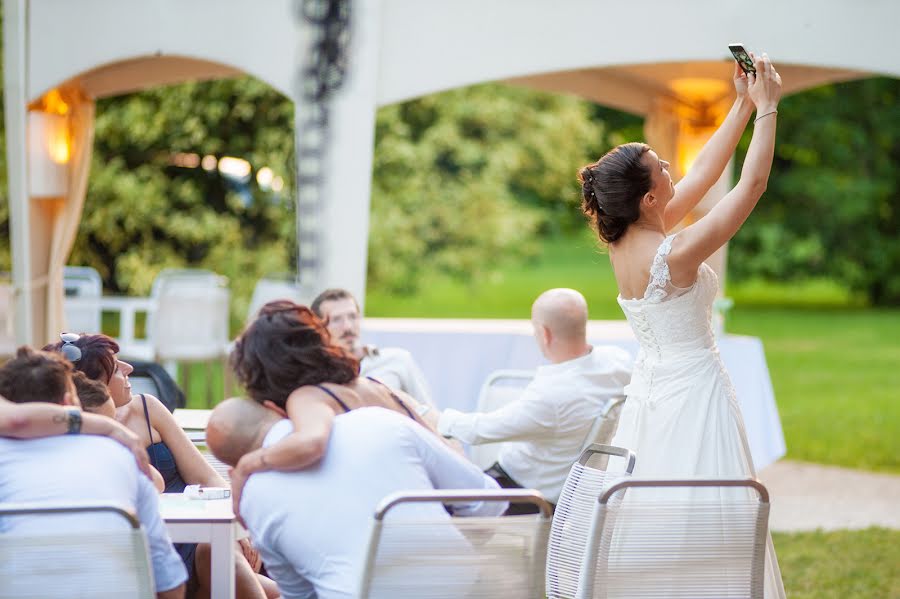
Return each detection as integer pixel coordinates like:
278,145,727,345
754,109,778,124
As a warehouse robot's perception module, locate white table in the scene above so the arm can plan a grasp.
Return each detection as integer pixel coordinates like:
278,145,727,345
159,493,237,599
362,318,786,470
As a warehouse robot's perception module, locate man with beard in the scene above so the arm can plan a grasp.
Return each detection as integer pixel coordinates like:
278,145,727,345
311,289,434,408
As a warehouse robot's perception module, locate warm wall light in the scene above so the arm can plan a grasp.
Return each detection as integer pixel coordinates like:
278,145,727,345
28,111,70,198
677,131,708,175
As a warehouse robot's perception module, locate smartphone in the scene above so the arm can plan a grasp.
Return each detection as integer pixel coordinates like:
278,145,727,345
728,44,756,75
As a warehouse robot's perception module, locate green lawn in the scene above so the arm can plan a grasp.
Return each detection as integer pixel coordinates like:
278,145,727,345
774,528,900,598
729,308,900,473
367,231,900,473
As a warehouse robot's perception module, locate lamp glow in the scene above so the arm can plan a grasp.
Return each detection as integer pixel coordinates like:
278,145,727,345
28,111,70,198
677,133,707,174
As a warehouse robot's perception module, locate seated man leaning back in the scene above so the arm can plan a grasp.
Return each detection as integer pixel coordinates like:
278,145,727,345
0,347,186,598
432,288,633,512
312,288,434,407
206,399,507,599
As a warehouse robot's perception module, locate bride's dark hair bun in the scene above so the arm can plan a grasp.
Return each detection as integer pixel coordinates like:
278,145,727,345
579,142,653,243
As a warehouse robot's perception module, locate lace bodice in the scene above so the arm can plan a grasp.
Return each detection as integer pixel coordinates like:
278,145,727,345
617,234,719,361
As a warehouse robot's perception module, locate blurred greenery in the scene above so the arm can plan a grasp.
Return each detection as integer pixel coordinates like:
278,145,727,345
730,77,900,306
75,78,298,326
368,85,603,293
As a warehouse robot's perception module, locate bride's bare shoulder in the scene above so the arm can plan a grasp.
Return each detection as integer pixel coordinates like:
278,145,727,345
610,233,665,299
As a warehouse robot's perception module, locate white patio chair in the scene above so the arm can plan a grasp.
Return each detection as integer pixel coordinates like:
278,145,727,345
579,397,625,452
546,444,636,599
359,489,552,599
577,478,770,599
151,269,231,404
200,451,233,484
186,430,232,484
0,501,155,598
152,269,230,362
246,275,305,323
63,265,102,334
469,369,534,470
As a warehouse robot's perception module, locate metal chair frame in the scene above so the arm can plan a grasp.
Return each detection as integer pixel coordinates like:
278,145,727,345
546,444,636,599
0,501,154,598
577,478,770,599
359,488,552,599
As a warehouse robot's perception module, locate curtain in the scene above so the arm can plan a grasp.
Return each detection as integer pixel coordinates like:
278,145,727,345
42,86,96,343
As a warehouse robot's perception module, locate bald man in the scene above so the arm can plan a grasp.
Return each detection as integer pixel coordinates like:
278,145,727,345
206,399,505,599
436,288,632,513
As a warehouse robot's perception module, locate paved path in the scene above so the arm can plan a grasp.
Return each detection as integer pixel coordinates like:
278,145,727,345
758,460,900,532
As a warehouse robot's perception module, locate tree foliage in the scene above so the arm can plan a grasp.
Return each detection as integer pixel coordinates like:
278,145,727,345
73,78,296,322
730,77,900,305
368,84,604,292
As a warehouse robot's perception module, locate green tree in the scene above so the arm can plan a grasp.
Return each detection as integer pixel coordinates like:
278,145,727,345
368,83,604,292
72,78,296,322
730,77,900,305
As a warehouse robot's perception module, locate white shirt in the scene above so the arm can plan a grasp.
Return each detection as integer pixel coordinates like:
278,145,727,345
241,407,505,599
360,346,435,407
0,434,187,593
438,345,632,503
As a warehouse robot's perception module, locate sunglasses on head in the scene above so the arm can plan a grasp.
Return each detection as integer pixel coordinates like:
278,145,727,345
60,332,82,363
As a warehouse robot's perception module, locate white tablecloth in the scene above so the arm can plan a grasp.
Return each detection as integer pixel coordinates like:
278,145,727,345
362,318,786,470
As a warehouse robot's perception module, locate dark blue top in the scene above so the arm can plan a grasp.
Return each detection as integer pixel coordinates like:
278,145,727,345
141,394,188,493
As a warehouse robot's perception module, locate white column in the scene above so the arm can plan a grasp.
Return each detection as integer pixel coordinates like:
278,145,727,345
294,0,381,310
3,0,34,345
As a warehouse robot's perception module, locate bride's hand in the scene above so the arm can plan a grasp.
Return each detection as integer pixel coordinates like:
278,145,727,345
733,59,749,100
747,52,782,113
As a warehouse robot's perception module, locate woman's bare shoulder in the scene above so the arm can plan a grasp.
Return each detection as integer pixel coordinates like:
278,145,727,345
610,235,662,299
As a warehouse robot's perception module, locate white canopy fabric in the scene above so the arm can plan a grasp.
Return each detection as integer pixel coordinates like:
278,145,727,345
5,0,899,345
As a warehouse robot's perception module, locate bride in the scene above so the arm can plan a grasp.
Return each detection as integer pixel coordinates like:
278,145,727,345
579,53,785,597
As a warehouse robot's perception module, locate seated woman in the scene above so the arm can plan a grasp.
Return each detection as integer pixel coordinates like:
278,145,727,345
228,300,455,514
46,333,278,599
72,370,166,492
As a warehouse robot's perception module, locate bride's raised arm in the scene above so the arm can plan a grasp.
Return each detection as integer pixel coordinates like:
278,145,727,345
664,62,755,231
671,53,782,273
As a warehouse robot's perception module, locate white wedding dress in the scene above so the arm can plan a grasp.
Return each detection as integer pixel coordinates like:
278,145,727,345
610,233,786,598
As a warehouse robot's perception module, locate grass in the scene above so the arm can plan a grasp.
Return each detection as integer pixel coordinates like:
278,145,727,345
773,528,900,598
729,307,900,473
